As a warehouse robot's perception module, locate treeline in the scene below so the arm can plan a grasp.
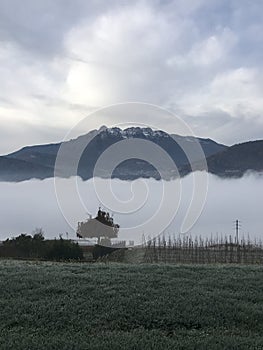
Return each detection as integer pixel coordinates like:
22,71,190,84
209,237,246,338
144,234,263,264
0,233,83,261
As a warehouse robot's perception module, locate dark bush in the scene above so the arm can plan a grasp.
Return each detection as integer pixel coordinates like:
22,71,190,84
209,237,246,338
0,234,83,261
45,238,83,261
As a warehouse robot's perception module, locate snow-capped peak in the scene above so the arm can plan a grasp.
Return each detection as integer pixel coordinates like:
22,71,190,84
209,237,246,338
99,126,170,139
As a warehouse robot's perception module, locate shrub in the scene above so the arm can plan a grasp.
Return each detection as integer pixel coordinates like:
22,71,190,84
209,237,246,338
0,234,83,261
45,238,83,261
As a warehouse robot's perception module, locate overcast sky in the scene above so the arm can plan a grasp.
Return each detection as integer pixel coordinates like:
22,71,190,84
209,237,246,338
0,0,263,154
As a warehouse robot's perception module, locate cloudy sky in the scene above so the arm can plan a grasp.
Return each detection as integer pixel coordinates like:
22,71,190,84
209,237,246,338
0,0,263,154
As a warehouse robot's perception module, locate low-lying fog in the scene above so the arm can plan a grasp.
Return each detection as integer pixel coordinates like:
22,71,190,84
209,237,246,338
0,173,262,244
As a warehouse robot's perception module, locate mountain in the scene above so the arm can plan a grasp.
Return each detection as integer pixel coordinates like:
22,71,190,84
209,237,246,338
2,126,262,181
0,156,53,182
1,126,227,181
180,139,263,178
206,140,263,177
69,127,227,180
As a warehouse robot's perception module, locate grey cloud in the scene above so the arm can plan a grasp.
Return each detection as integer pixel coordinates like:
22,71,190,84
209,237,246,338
184,111,263,146
0,0,129,56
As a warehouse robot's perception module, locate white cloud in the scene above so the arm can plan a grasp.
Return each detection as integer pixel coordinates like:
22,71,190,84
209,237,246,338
63,3,181,106
179,67,263,119
0,0,262,151
189,28,237,66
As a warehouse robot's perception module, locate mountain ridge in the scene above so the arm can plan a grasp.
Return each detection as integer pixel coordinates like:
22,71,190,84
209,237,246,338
0,126,262,181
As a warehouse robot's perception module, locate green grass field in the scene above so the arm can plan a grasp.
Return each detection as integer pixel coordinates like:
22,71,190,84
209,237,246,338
0,261,263,349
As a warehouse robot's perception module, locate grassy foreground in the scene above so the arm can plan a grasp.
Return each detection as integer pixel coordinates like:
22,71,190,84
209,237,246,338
0,261,263,349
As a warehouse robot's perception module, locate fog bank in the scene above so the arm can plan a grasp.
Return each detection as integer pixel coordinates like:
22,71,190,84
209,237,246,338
0,173,262,243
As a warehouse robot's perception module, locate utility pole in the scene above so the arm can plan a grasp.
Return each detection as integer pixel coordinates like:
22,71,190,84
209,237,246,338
235,219,239,245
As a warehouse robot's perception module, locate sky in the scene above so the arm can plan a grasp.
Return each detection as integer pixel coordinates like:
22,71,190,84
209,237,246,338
0,0,263,154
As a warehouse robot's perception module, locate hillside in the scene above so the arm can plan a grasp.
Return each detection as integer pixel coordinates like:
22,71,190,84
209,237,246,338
1,127,226,181
1,127,263,181
0,156,53,181
207,140,263,177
